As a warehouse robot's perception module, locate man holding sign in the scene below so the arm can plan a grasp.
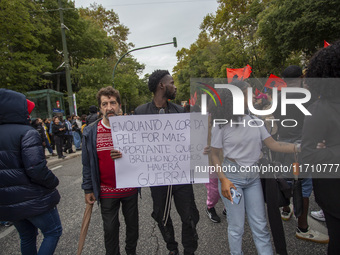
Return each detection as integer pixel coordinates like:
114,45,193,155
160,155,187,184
134,70,199,255
82,87,139,255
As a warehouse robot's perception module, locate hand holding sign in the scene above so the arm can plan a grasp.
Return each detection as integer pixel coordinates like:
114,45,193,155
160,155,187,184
110,149,122,160
109,113,209,188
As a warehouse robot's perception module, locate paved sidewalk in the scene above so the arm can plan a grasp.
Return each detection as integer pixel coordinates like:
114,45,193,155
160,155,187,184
46,147,82,167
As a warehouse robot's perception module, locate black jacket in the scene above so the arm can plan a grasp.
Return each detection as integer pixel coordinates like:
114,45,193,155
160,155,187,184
52,123,65,137
86,113,98,126
86,105,98,125
302,97,340,218
134,101,184,115
32,121,46,144
273,90,314,139
0,89,60,221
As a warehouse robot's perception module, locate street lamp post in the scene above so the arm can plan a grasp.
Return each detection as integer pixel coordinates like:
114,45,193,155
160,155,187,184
58,0,74,115
112,37,177,87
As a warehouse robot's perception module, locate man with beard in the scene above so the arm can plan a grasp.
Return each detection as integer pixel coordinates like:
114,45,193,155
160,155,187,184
82,87,139,255
134,70,199,255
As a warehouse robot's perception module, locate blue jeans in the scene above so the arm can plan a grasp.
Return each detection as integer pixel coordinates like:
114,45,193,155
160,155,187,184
45,137,53,154
72,131,81,149
218,159,273,255
13,207,62,255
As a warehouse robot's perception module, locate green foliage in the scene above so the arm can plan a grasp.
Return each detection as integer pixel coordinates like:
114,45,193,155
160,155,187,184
173,0,340,100
258,0,340,70
73,57,149,114
79,3,132,57
75,87,100,115
0,0,52,91
1,0,147,116
113,57,149,112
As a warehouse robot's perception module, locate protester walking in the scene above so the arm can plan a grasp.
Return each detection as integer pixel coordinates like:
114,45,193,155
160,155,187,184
0,89,62,255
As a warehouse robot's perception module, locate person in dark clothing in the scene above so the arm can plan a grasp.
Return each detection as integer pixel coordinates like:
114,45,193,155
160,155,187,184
82,87,138,255
63,115,74,154
134,70,199,255
273,65,328,244
71,115,82,150
86,105,98,125
46,118,55,150
31,118,47,149
52,116,66,159
273,65,312,139
302,40,340,255
42,118,56,156
0,89,62,254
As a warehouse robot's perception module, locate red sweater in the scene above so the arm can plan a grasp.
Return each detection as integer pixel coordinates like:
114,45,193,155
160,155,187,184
96,120,137,198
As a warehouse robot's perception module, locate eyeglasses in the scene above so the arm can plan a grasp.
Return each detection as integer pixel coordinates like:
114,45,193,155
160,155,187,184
159,108,165,114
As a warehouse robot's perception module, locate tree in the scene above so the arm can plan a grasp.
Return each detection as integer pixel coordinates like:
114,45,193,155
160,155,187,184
200,0,271,75
74,4,147,113
0,0,52,91
79,3,133,57
173,32,219,102
258,0,340,71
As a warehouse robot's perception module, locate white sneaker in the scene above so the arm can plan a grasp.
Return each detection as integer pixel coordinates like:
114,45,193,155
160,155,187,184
296,227,329,244
311,210,325,222
281,205,293,221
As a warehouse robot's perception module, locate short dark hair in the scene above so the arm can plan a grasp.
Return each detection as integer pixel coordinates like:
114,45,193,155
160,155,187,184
306,40,340,98
148,70,170,93
97,87,121,106
282,65,302,79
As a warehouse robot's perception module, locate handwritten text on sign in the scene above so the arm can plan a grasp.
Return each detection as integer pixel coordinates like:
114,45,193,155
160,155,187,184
110,113,208,188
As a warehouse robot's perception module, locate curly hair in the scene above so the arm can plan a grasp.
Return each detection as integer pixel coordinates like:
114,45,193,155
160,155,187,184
306,40,340,98
148,70,170,93
97,86,121,106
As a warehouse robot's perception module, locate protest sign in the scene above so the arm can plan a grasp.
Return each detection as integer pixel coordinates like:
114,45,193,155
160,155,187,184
109,113,209,188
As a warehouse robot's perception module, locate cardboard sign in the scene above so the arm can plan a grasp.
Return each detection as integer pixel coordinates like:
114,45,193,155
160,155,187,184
109,113,209,188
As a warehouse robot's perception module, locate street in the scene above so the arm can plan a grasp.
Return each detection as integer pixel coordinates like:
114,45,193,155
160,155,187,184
0,155,328,255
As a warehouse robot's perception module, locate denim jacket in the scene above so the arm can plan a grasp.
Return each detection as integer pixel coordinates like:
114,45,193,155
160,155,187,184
81,119,102,202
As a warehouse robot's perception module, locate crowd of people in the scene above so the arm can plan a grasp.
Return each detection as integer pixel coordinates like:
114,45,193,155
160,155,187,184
0,40,339,255
28,112,100,160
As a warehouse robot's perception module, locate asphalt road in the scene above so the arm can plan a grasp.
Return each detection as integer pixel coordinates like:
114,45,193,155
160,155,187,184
0,155,328,254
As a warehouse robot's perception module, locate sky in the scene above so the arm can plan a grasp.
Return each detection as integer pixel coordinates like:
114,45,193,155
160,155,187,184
74,0,219,76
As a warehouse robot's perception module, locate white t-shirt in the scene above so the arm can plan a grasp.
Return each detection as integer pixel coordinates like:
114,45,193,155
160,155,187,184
211,115,270,166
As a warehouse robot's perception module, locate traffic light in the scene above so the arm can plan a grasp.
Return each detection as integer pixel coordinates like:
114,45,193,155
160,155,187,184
173,37,177,48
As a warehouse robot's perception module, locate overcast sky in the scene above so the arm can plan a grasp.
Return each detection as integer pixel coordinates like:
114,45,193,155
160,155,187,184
74,0,219,76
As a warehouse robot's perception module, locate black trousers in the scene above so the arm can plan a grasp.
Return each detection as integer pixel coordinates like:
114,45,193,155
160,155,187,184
150,184,199,255
100,193,139,255
54,135,64,158
323,210,340,255
64,134,73,153
261,178,288,255
49,133,55,150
